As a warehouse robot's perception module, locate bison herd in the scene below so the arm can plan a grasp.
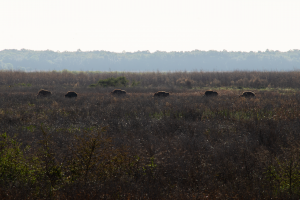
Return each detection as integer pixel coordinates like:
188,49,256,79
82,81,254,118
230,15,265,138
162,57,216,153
37,89,78,98
203,90,255,98
37,89,256,99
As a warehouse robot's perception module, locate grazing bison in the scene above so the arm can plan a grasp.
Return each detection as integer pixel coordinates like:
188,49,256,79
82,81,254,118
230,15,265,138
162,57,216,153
37,89,51,98
111,89,126,95
65,91,77,98
154,91,169,97
240,91,255,98
204,90,218,97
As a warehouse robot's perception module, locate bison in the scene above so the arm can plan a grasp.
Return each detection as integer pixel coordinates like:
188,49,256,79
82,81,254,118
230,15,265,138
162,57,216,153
154,91,169,97
239,91,255,98
111,89,126,95
204,90,218,97
37,89,51,98
65,91,77,98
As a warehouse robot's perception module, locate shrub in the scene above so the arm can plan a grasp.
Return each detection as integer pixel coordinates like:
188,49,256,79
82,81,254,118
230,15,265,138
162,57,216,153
97,76,128,87
0,133,39,191
89,83,97,87
131,80,140,87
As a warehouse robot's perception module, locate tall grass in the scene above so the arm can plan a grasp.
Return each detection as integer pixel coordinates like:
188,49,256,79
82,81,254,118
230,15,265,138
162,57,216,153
0,71,300,199
1,70,300,89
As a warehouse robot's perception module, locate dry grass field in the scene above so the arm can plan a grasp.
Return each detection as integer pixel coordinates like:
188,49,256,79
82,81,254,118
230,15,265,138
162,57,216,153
1,70,300,199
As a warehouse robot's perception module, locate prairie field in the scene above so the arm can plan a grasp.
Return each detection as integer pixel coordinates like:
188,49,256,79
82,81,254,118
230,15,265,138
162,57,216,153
1,70,300,199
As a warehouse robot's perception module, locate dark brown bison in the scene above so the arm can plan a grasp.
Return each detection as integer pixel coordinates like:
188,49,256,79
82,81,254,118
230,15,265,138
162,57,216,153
111,89,126,95
239,91,255,98
65,91,77,98
154,91,169,97
204,90,218,97
37,89,51,98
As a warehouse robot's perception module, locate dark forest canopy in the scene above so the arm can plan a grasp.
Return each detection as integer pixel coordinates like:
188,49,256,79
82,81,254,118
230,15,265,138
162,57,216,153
0,49,300,72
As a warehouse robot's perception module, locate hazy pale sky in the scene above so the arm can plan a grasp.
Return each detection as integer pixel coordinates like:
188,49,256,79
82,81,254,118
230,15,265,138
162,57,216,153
0,0,299,52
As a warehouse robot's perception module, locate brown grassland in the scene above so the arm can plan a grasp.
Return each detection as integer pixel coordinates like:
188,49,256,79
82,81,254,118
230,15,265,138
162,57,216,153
1,70,300,199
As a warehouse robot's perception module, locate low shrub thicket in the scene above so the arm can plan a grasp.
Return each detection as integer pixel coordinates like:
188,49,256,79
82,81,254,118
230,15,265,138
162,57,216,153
0,71,300,199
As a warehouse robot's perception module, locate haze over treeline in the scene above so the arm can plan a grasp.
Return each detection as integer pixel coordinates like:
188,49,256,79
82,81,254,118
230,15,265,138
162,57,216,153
1,49,300,72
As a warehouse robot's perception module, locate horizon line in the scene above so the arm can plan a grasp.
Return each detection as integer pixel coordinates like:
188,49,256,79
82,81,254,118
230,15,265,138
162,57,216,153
1,48,300,53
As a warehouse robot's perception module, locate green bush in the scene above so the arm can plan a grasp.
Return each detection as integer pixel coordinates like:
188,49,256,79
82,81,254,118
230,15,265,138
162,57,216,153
0,132,39,189
89,83,97,87
97,76,128,87
131,80,140,87
265,151,300,197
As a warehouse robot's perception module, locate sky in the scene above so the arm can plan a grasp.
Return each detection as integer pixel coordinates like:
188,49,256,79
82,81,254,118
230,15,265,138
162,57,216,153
0,0,299,53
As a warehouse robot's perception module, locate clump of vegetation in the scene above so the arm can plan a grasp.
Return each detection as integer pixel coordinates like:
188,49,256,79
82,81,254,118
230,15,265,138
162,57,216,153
0,132,40,198
9,83,32,87
88,83,97,87
265,148,300,197
131,80,140,87
90,76,129,87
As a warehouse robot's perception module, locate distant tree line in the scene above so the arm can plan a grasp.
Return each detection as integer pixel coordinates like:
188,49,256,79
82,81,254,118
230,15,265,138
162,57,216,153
0,49,300,71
